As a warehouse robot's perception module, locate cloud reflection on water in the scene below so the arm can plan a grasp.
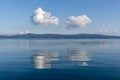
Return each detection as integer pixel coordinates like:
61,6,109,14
66,49,90,66
32,49,91,69
33,52,59,69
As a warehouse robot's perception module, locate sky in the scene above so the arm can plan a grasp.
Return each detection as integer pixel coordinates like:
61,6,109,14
0,0,120,35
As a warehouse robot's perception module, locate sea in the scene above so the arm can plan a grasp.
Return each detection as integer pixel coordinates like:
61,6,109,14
0,39,120,80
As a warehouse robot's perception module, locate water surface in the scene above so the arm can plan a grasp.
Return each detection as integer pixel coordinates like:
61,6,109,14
0,39,120,80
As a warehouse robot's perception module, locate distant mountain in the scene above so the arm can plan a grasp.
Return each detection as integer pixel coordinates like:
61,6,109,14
0,33,120,39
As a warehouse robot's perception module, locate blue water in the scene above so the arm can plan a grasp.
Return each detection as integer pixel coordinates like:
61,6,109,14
0,39,120,80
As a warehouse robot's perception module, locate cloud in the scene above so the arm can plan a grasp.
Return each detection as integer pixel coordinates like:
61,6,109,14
99,30,118,34
32,7,59,26
113,30,117,33
99,30,104,33
98,30,109,33
65,15,91,29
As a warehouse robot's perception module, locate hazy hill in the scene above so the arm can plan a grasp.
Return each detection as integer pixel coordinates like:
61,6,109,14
0,33,120,39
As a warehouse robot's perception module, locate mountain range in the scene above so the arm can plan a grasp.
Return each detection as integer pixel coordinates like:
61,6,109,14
0,33,120,39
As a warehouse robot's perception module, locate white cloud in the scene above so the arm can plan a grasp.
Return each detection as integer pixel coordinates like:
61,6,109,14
32,7,59,26
99,30,103,33
104,29,109,33
113,30,117,33
98,29,117,34
65,15,91,29
98,30,109,33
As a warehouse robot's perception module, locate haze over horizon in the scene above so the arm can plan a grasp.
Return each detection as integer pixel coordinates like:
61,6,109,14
0,0,120,35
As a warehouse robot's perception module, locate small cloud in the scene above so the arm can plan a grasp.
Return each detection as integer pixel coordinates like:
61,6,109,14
32,7,59,26
113,30,117,33
98,29,109,33
65,15,91,29
98,29,118,34
104,29,108,33
99,30,103,33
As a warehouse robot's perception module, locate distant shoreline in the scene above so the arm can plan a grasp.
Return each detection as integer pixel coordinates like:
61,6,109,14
0,33,120,39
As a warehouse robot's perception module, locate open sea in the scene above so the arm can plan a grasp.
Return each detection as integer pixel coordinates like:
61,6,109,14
0,39,120,80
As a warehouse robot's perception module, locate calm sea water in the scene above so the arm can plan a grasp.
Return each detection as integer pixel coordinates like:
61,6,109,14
0,39,120,80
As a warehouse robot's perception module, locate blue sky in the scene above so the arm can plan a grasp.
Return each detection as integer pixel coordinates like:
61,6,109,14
0,0,120,35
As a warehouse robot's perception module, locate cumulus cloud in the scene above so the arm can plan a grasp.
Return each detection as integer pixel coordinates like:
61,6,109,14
65,15,91,29
32,7,59,26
